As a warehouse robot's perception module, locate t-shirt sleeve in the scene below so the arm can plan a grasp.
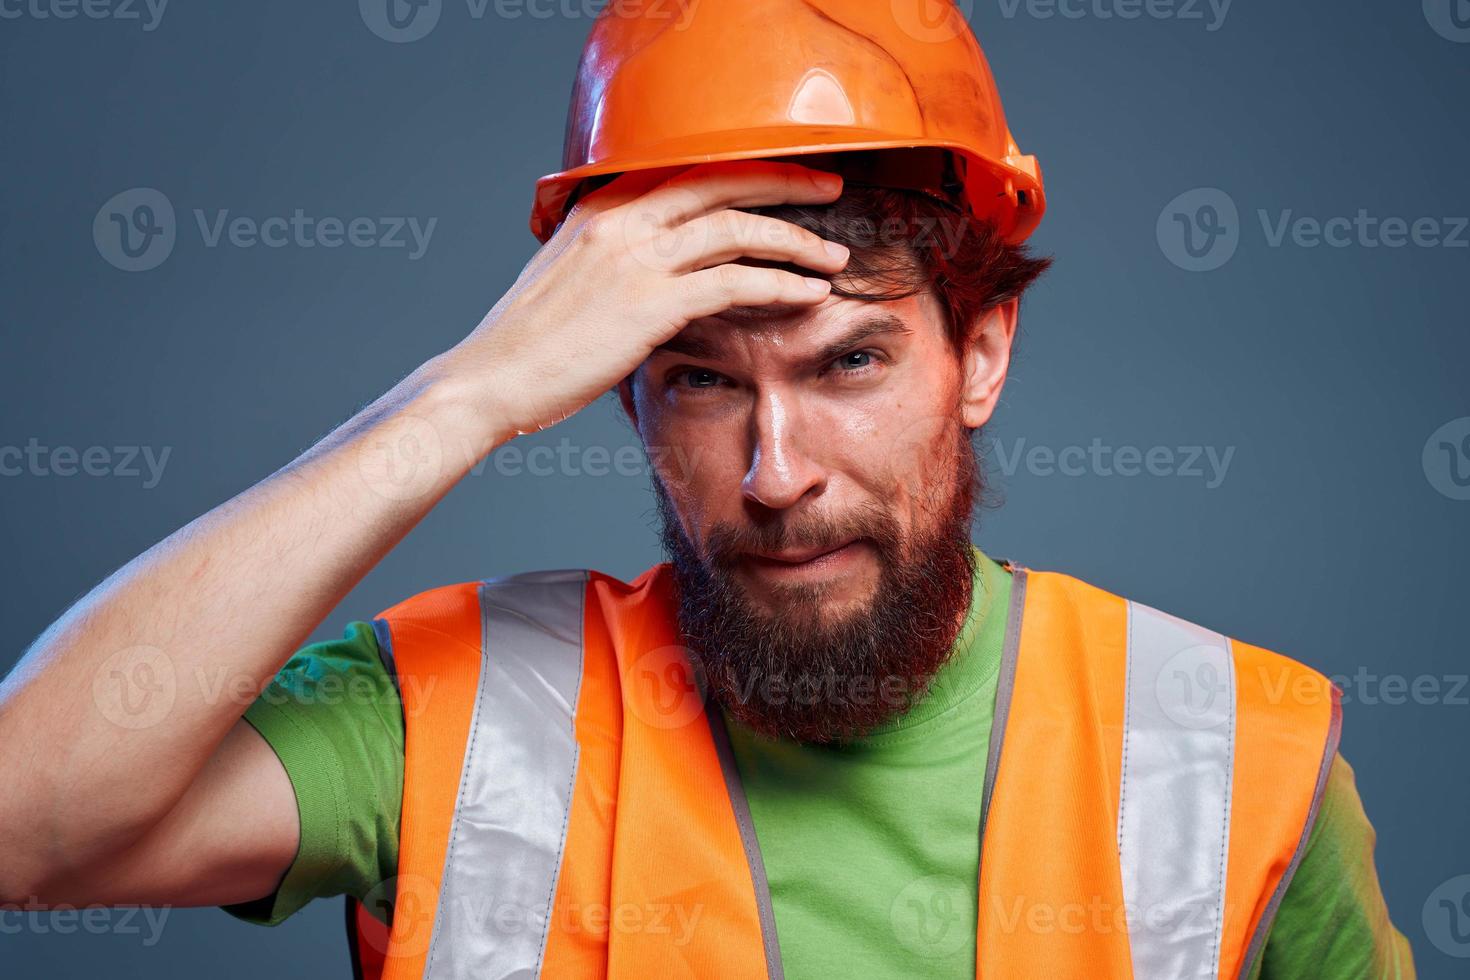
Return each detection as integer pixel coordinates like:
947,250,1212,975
1249,751,1417,978
219,621,404,927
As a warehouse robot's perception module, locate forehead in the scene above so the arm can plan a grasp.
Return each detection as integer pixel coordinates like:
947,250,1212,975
653,290,944,364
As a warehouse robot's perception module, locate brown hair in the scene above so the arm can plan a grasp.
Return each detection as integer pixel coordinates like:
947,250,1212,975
745,185,1053,352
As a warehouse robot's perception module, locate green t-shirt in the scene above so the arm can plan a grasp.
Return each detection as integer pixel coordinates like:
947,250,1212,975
223,550,1416,978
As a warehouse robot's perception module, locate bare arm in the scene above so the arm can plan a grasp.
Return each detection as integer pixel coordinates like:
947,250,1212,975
0,365,501,906
0,161,849,907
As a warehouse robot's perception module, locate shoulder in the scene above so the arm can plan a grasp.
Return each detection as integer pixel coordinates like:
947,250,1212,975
375,570,584,620
1020,567,1343,750
373,565,669,630
265,621,395,698
1023,566,1338,688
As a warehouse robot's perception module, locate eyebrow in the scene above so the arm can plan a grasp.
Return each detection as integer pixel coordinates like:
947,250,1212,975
652,313,913,367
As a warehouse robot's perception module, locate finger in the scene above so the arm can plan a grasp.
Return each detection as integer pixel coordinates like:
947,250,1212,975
674,263,832,323
575,167,680,216
663,210,850,275
552,168,678,249
632,160,844,230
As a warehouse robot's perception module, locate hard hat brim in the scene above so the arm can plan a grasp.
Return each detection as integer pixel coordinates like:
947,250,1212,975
529,126,1045,246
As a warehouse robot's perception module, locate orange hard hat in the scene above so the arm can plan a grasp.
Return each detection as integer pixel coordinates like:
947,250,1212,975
529,0,1046,245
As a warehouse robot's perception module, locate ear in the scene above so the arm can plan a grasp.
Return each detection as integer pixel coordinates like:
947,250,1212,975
958,297,1018,429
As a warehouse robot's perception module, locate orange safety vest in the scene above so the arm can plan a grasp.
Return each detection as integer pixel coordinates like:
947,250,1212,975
344,563,1341,980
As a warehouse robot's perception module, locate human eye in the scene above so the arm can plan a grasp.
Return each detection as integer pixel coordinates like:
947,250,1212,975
827,349,884,378
668,366,729,392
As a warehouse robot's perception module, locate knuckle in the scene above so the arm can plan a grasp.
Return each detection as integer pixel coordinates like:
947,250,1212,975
751,215,782,250
573,211,626,251
748,269,778,301
575,215,604,246
711,210,742,244
577,212,616,247
767,217,807,252
714,264,743,294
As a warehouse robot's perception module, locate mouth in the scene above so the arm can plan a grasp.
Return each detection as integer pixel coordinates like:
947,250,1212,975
741,538,867,578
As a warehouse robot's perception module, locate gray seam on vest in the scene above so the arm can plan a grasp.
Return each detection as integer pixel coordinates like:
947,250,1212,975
1210,640,1237,974
707,707,785,980
1118,599,1136,856
1235,690,1343,979
531,577,586,974
978,565,1026,851
422,586,495,978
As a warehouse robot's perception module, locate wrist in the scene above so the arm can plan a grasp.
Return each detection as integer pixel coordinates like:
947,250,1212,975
405,355,521,463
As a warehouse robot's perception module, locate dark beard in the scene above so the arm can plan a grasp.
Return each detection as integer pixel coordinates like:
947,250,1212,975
651,432,980,745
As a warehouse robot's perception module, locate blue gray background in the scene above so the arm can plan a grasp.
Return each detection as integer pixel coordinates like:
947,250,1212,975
2,0,1467,976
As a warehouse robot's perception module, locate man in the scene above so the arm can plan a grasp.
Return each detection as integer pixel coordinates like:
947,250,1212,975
0,2,1414,978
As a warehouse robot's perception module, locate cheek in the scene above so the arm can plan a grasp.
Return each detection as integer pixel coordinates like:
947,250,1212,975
819,404,887,484
847,381,965,513
638,407,747,521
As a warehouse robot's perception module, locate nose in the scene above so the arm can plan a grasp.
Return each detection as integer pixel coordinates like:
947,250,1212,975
740,389,827,511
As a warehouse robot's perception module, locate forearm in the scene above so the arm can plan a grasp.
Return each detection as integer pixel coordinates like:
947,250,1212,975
0,356,504,892
0,161,851,902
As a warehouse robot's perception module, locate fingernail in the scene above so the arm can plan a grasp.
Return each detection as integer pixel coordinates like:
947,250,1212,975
804,277,830,293
824,241,849,263
812,172,842,192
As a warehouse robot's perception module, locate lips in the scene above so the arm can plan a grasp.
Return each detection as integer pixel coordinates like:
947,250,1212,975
745,538,857,565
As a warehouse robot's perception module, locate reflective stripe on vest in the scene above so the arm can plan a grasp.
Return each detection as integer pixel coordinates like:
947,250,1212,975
348,564,1341,980
1118,601,1236,978
429,570,587,978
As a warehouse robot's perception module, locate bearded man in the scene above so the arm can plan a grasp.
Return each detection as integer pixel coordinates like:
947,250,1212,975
1,3,1413,978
